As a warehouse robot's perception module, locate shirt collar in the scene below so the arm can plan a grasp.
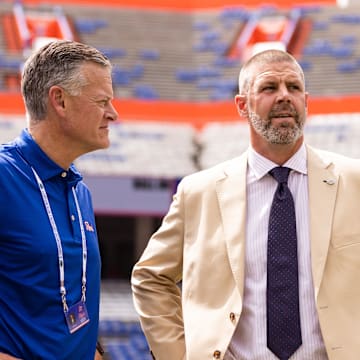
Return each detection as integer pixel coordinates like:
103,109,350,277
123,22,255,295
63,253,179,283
248,142,307,181
15,128,82,184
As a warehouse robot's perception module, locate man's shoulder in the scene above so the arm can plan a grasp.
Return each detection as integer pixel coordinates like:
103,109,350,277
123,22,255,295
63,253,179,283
307,144,360,172
0,141,18,165
180,153,247,189
310,145,358,161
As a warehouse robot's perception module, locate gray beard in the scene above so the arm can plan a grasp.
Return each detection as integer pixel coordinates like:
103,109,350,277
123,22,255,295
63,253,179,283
248,111,304,144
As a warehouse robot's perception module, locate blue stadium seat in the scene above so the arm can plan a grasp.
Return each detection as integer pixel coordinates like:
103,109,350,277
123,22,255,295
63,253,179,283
73,19,108,33
197,66,221,78
112,67,131,86
99,320,152,360
0,57,22,70
175,68,198,82
192,21,210,31
98,47,127,59
330,46,353,58
133,85,159,99
138,49,160,60
129,63,145,80
213,56,239,68
336,61,358,72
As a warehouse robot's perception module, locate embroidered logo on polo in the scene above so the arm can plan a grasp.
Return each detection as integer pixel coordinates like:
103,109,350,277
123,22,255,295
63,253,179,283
84,221,95,232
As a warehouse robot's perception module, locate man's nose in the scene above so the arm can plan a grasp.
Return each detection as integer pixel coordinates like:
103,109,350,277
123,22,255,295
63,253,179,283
106,102,119,122
277,85,291,101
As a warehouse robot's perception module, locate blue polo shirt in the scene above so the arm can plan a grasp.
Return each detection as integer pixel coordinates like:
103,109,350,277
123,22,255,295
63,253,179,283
0,129,101,359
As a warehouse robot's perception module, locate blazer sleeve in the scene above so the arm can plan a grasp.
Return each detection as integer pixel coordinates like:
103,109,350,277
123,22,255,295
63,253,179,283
131,179,186,360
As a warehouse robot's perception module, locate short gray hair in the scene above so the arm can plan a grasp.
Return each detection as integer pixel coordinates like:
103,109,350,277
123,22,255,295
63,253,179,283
21,40,111,120
238,49,305,95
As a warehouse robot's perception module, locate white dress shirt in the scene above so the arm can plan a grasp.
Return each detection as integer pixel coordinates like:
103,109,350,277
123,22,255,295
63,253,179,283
225,143,328,360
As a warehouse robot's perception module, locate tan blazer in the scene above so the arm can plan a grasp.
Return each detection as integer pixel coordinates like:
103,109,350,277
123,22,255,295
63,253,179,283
131,145,360,360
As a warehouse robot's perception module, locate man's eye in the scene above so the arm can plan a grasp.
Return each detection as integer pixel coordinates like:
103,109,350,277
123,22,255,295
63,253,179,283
263,86,275,91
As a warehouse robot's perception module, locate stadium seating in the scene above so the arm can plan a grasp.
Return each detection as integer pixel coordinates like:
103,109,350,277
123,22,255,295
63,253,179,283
197,121,250,169
75,121,198,178
0,115,26,144
304,112,360,158
99,320,152,360
0,116,197,179
1,2,360,100
1,112,360,182
197,113,360,171
301,4,360,96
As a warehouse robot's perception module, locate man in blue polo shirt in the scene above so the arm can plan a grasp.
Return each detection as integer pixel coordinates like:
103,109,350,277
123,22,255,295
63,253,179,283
0,40,118,359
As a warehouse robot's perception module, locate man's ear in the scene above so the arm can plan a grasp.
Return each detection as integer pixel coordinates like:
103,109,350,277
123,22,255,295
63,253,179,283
305,91,309,115
235,94,247,118
49,86,66,116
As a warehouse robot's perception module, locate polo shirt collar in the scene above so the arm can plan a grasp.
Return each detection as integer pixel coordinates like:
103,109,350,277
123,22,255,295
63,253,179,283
15,128,82,183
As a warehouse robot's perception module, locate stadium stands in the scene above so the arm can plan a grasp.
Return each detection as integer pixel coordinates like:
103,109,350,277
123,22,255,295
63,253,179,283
197,113,360,170
1,1,360,101
1,112,359,181
0,114,26,144
74,120,198,178
99,280,152,360
197,121,250,169
304,112,360,158
300,4,360,96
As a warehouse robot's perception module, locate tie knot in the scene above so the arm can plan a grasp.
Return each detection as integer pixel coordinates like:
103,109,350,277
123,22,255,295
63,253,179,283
269,166,291,184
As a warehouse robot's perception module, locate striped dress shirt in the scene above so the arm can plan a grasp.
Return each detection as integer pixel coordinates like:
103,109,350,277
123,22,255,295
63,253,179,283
226,143,328,360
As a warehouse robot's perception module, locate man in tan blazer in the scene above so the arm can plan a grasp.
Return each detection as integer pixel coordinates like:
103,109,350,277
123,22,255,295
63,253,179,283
131,49,360,360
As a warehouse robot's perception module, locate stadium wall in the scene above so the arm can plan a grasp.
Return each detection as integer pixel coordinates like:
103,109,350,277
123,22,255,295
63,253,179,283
3,93,360,130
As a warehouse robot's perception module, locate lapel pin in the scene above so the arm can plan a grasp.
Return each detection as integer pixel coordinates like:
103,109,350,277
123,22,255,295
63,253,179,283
323,179,335,185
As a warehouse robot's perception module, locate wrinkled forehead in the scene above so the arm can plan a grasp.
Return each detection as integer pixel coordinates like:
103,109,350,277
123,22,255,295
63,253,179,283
254,62,303,84
240,60,304,93
253,61,303,82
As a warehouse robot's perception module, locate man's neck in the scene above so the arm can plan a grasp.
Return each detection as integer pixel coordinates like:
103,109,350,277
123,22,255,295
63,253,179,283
28,124,73,170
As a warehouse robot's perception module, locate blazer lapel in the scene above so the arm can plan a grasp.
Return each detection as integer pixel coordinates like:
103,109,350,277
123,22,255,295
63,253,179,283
307,145,339,299
215,153,248,298
214,146,337,301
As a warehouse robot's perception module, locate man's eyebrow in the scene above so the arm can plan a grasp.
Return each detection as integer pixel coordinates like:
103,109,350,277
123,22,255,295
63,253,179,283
255,79,277,86
96,95,112,101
